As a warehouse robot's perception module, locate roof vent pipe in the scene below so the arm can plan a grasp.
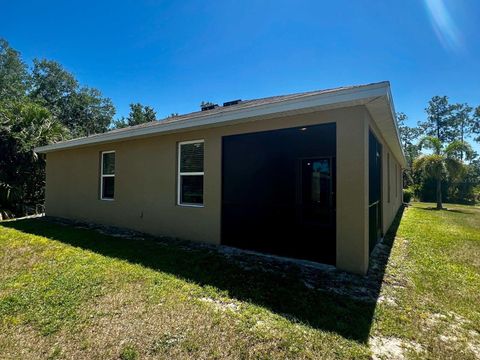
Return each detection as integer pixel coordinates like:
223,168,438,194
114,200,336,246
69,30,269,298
200,102,219,111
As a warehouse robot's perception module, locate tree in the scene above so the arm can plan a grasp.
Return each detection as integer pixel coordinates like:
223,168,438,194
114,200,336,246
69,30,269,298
0,38,117,216
112,116,128,129
30,59,115,136
0,38,29,101
114,103,157,128
62,87,115,136
143,105,156,124
473,106,480,143
30,59,78,115
413,136,473,209
452,103,473,143
8,101,69,148
450,103,478,159
449,159,480,204
0,100,69,215
128,103,144,126
418,96,458,144
397,112,421,186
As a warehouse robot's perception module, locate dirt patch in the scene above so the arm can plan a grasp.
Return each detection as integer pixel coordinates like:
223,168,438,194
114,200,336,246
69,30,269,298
0,325,56,359
377,295,397,306
369,336,422,360
468,343,480,359
369,336,406,359
423,311,480,359
199,297,240,312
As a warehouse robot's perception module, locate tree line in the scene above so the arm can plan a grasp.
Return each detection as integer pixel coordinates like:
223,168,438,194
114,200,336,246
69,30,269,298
0,38,158,218
399,96,480,209
1,37,479,218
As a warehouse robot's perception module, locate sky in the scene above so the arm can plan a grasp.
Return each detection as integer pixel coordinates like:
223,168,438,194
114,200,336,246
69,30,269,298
2,0,480,148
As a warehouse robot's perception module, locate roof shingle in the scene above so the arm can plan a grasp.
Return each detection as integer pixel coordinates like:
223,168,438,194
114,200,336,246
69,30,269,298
79,82,382,140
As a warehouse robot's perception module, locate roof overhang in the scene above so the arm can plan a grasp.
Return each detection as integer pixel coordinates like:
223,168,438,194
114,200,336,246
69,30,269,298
363,84,407,167
34,82,406,167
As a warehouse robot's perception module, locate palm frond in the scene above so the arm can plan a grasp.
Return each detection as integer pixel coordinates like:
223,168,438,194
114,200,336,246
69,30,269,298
418,136,442,154
413,154,445,178
445,158,466,181
445,141,474,160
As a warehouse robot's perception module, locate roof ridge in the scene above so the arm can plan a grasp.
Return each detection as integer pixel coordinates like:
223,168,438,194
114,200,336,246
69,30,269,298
38,81,390,146
103,82,387,136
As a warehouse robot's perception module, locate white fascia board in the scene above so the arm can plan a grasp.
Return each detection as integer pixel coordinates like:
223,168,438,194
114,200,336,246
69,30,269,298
35,82,390,153
385,86,407,168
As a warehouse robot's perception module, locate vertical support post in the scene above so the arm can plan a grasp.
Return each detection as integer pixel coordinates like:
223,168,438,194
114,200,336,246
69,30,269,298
336,110,369,274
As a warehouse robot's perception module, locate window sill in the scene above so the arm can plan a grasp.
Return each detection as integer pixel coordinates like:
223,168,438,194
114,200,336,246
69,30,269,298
177,203,204,208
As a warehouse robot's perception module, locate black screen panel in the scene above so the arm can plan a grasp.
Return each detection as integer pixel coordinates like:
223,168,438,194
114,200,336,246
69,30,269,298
222,123,336,265
368,130,382,252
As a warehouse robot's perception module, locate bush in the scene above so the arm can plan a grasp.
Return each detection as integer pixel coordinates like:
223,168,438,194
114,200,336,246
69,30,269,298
474,186,480,205
403,188,414,203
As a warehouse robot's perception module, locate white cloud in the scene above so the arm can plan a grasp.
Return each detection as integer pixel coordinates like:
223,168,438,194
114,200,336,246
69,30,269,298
423,0,463,52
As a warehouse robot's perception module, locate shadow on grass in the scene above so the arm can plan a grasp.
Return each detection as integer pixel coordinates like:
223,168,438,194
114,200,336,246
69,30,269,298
1,207,404,344
415,206,474,214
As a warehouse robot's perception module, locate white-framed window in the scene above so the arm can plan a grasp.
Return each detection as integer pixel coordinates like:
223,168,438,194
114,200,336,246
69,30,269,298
100,151,115,200
387,152,391,203
395,163,398,198
399,166,403,193
177,140,204,207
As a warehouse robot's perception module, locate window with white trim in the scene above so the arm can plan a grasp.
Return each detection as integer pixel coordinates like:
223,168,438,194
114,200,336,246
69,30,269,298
178,140,204,206
395,163,398,198
387,152,391,203
399,166,403,194
100,151,115,200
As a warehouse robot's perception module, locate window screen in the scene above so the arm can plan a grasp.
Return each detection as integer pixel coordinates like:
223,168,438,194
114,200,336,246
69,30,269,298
178,141,204,206
101,151,115,200
387,152,391,203
102,152,115,175
180,142,204,173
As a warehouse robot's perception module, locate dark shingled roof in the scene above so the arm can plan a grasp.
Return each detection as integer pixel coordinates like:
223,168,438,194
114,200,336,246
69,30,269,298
36,81,407,167
80,83,373,140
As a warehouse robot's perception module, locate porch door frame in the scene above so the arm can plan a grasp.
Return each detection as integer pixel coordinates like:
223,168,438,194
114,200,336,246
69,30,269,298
368,129,383,252
295,156,336,227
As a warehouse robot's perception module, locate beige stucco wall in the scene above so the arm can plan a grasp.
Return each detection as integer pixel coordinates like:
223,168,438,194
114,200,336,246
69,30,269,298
45,105,402,274
335,112,369,274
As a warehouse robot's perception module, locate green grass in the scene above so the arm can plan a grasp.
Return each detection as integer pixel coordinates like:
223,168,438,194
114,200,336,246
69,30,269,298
0,203,478,359
371,203,480,359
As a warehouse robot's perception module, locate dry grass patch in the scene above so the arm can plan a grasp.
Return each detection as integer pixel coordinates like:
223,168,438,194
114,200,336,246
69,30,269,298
370,203,480,359
0,202,478,359
0,219,370,359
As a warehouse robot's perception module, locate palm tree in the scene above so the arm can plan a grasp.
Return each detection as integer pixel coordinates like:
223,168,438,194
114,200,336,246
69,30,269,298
413,136,473,209
0,101,69,216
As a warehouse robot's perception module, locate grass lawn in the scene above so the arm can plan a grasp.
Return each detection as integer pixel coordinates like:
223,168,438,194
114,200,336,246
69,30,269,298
0,202,478,359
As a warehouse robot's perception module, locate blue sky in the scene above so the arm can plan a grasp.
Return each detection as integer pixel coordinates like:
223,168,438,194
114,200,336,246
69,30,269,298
2,0,479,146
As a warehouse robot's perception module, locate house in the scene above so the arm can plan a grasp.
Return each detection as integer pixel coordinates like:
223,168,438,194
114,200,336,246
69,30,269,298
34,81,405,275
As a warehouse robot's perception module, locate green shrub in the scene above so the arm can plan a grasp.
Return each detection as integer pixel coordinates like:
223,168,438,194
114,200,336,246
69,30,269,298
403,188,414,203
474,186,480,204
